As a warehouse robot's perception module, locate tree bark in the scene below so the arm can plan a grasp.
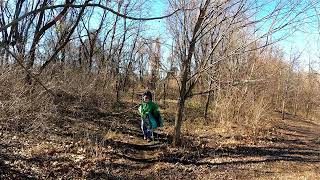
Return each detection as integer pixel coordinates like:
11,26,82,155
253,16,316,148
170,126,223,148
204,80,213,119
173,0,211,146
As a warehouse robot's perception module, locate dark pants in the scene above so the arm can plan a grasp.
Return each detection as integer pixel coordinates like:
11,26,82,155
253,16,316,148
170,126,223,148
141,115,152,140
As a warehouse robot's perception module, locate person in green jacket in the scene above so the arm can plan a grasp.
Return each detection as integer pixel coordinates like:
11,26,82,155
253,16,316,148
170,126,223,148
138,91,161,142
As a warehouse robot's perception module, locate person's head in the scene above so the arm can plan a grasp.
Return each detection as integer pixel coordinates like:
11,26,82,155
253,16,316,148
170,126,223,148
142,91,152,102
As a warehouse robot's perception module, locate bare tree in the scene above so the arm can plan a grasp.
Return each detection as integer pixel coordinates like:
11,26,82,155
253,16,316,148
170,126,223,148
167,0,317,146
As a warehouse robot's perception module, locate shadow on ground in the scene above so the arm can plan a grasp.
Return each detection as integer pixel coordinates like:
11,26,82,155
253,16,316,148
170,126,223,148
1,99,320,179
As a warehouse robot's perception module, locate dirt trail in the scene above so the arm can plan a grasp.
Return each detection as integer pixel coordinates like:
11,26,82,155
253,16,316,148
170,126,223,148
104,111,320,179
1,102,320,179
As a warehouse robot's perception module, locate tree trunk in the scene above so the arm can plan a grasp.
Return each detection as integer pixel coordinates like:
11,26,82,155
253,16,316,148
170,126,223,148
0,49,4,67
78,45,82,68
174,92,186,146
173,0,211,146
204,80,213,119
282,99,285,120
131,86,135,103
163,83,167,108
116,78,120,102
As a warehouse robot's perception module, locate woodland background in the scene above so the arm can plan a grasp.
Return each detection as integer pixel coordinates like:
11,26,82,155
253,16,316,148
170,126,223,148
0,0,320,179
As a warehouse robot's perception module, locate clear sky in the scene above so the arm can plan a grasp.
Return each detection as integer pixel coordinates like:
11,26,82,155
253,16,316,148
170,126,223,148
145,0,168,36
269,0,320,71
144,0,320,72
86,0,319,72
144,0,171,70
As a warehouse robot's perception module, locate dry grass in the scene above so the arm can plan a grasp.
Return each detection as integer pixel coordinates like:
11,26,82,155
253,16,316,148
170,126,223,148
1,64,320,179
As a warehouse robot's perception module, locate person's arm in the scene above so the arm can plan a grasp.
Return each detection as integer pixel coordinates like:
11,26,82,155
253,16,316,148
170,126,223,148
138,105,142,114
140,103,148,118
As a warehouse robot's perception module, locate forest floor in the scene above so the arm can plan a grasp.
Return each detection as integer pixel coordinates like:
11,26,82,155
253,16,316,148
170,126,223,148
1,96,320,179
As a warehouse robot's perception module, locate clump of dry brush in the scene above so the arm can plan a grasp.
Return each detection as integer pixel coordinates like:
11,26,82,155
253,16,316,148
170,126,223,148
0,66,115,134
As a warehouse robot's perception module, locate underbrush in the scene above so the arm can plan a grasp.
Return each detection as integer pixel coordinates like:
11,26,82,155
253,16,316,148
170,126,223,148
0,68,53,133
1,65,319,141
180,91,273,138
0,67,115,135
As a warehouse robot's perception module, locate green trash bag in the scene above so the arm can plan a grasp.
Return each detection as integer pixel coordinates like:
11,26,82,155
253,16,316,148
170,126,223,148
148,113,163,129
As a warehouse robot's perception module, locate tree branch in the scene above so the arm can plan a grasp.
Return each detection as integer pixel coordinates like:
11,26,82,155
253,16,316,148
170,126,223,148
0,3,185,32
187,79,265,98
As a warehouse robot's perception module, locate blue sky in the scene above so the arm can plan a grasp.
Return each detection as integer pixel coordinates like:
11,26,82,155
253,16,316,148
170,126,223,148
143,0,320,71
85,0,319,71
145,0,168,36
144,0,171,69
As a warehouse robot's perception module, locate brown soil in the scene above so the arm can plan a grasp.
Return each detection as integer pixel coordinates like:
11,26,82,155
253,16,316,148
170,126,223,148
1,100,319,179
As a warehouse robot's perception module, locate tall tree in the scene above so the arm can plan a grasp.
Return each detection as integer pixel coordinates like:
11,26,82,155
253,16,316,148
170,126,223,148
167,0,316,146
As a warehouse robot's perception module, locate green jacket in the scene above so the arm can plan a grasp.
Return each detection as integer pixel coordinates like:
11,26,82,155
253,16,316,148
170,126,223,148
138,101,160,119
